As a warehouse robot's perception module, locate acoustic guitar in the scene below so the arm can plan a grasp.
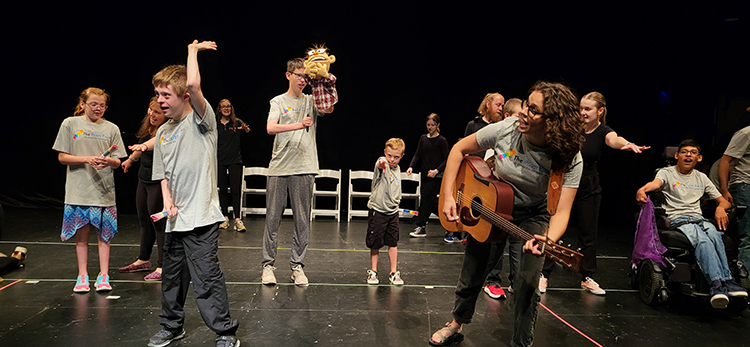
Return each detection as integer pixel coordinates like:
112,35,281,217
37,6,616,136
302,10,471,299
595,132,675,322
438,156,583,273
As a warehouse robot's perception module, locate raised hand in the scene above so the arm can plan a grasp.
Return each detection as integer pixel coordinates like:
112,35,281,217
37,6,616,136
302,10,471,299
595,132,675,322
188,40,217,52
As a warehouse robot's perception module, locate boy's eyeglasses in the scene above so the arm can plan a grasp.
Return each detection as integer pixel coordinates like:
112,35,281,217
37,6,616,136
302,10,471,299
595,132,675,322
289,72,306,79
679,150,700,155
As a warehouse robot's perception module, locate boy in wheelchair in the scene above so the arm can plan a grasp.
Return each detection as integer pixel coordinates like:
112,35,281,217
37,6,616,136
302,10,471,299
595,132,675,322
636,139,748,308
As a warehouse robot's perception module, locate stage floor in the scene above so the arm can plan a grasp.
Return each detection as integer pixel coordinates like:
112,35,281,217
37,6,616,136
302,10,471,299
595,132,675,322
0,208,747,346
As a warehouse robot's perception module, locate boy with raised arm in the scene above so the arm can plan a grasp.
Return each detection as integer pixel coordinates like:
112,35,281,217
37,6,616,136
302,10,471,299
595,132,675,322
148,40,239,347
636,139,747,309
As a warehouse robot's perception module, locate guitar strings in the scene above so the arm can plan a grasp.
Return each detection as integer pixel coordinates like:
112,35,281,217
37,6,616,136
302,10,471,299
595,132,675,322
456,191,533,242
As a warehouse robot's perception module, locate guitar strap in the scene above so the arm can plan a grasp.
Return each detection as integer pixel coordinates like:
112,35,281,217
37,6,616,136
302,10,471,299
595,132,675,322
547,162,565,216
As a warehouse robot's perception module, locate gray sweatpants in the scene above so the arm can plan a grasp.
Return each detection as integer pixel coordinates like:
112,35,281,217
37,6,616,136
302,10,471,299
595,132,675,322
262,175,314,269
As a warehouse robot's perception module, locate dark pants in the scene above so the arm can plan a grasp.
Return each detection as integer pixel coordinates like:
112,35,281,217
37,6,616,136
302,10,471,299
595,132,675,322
160,223,238,336
218,164,243,219
413,176,441,227
452,204,549,347
137,180,165,268
485,237,523,286
543,173,600,280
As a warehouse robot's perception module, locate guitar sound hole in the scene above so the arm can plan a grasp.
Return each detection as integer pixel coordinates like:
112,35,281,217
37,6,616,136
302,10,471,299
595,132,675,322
471,196,483,218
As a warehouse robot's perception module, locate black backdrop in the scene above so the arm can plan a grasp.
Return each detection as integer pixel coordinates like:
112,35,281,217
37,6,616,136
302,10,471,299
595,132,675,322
2,2,749,227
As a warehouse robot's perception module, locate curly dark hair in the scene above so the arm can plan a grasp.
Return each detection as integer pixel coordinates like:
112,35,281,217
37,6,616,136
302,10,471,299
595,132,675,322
530,81,584,166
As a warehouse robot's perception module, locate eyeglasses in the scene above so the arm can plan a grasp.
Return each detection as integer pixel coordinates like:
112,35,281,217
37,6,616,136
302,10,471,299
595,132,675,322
679,149,700,155
521,99,543,119
86,102,108,110
289,72,306,79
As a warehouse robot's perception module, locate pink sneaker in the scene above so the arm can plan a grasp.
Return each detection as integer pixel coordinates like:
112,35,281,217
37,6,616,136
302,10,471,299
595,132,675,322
144,270,162,281
73,275,90,293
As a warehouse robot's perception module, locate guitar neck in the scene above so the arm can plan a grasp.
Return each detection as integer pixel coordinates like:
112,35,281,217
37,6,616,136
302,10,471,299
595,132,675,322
458,191,534,242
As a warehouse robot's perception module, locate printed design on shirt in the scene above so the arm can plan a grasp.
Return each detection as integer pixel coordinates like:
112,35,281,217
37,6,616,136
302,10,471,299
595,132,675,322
159,134,180,145
511,154,550,175
387,171,400,183
497,150,517,159
283,105,307,114
72,129,111,141
672,181,703,190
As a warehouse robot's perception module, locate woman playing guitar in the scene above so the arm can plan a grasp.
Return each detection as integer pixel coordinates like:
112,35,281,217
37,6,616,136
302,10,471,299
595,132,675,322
429,81,584,347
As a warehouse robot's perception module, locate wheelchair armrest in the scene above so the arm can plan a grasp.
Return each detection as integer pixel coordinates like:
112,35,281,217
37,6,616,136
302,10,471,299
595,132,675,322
730,205,747,220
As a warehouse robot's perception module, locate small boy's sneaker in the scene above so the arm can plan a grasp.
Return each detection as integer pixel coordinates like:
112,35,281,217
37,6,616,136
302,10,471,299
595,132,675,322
710,280,729,309
215,335,240,347
95,273,112,292
725,279,748,297
367,270,379,285
291,265,309,286
219,217,229,230
234,219,246,232
410,226,427,238
73,275,90,293
262,265,277,285
11,246,27,265
389,271,404,286
444,234,462,243
581,277,606,295
538,276,548,294
148,327,186,347
484,284,507,300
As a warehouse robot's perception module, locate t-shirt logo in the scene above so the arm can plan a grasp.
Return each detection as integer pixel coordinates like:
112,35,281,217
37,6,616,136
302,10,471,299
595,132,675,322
672,182,680,188
73,130,84,139
160,134,179,144
498,150,517,159
388,171,399,183
284,106,293,113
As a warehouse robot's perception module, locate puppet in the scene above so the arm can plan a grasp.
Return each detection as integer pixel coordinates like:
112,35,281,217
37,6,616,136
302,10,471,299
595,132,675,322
303,44,338,111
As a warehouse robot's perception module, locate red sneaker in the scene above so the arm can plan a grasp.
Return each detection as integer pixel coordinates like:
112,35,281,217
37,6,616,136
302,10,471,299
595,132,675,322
484,284,507,300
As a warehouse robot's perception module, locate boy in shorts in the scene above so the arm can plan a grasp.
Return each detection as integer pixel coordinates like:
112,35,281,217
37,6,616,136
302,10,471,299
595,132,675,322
366,138,406,285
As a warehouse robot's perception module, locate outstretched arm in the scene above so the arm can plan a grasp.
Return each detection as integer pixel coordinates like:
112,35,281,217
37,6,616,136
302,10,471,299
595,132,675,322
186,40,217,118
605,131,650,153
636,178,664,203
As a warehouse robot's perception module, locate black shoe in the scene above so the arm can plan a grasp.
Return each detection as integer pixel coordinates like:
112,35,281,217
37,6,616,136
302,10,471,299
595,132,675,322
148,328,186,347
409,226,427,238
216,335,240,347
725,279,748,297
710,280,729,309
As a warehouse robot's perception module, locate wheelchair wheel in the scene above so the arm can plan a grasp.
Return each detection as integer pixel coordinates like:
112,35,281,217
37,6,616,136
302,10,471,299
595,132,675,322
639,260,664,305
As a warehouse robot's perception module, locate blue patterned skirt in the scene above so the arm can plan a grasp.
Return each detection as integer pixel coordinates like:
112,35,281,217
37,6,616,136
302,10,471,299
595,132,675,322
61,205,118,242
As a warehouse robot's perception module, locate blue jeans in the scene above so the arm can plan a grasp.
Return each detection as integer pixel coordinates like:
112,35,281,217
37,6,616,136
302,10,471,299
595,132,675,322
730,183,750,274
671,216,733,282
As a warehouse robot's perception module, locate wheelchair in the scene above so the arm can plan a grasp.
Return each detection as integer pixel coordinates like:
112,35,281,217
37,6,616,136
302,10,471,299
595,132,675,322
629,147,749,313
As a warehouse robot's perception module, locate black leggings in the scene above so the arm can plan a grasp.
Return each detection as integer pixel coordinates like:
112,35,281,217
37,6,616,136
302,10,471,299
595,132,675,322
413,176,442,227
218,164,243,219
137,180,165,268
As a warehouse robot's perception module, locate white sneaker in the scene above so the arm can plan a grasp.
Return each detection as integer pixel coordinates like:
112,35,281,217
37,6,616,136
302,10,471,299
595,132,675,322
389,271,404,286
581,277,606,295
367,270,379,285
219,217,229,229
292,265,309,286
539,276,548,294
262,265,277,285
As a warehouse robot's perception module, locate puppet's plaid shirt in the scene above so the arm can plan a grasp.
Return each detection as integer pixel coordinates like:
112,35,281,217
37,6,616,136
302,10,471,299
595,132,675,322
306,73,338,111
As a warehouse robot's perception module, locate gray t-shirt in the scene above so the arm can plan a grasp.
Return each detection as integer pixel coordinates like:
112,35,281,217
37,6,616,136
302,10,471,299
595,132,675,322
367,157,402,215
476,117,583,207
152,100,224,232
724,125,750,187
267,93,322,176
655,166,721,220
52,116,127,206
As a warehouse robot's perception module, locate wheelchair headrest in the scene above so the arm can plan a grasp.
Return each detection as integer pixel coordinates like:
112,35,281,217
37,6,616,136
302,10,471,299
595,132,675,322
663,146,678,166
